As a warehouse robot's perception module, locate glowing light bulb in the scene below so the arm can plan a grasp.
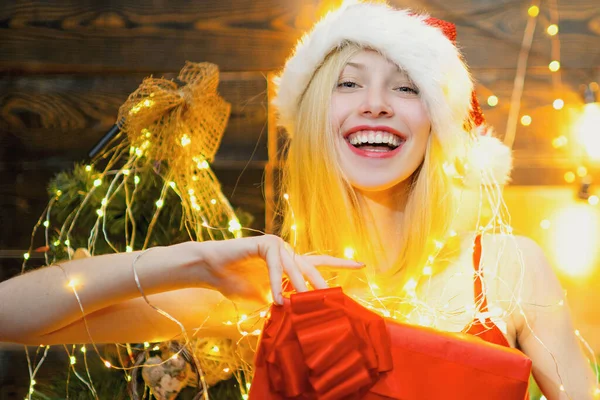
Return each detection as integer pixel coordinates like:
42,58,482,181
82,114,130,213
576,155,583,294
93,178,102,187
212,346,220,353
223,367,230,373
589,196,599,206
80,346,86,353
528,5,539,17
153,345,160,351
283,193,290,200
547,24,558,36
155,199,164,208
403,278,417,292
228,218,242,233
53,240,60,246
56,189,62,197
252,329,262,335
144,342,150,348
552,99,564,110
67,279,78,288
487,95,498,107
344,246,355,259
197,160,209,169
449,230,457,237
564,171,575,183
423,266,433,276
180,134,191,147
259,311,267,318
240,314,248,322
23,253,30,260
64,239,70,246
171,354,178,360
134,176,140,185
85,165,92,172
70,356,76,365
549,61,560,72
126,246,133,252
210,198,217,205
168,181,176,188
577,166,588,177
552,136,568,148
103,361,112,368
520,115,532,126
96,209,104,217
291,224,297,231
577,103,600,161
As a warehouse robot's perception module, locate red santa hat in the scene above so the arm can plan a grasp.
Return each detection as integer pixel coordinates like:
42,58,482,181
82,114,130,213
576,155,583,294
273,0,512,187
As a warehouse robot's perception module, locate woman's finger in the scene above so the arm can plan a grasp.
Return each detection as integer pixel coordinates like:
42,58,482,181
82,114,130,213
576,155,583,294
263,240,285,305
304,255,365,269
279,243,309,293
296,255,328,290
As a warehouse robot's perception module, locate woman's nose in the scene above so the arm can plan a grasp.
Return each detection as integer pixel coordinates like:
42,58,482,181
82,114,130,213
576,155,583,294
359,88,394,118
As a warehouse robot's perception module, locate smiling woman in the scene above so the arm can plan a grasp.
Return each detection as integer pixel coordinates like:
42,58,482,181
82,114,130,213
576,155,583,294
0,1,597,399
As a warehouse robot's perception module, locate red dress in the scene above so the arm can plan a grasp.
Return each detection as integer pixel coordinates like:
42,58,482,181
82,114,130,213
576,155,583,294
463,234,512,347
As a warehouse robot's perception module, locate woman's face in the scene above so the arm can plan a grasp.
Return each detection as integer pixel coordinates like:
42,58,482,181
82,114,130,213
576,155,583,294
331,50,431,192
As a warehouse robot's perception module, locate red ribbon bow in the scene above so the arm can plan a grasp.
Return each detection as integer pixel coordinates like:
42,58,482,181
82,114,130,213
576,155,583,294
251,288,392,400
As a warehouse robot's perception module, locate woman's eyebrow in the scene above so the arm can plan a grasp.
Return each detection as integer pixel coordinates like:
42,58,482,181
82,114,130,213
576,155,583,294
345,62,365,70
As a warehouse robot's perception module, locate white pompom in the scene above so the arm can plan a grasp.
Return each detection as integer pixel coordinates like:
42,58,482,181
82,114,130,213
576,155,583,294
462,126,513,187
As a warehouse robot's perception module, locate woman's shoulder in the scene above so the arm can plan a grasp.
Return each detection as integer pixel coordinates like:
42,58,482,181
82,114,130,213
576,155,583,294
479,233,553,275
478,233,564,323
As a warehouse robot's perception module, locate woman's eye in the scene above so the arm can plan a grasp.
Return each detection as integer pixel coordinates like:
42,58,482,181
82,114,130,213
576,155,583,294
396,86,419,94
337,81,358,88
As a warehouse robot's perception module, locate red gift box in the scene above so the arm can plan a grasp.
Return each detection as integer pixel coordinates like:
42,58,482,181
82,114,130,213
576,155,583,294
249,287,531,400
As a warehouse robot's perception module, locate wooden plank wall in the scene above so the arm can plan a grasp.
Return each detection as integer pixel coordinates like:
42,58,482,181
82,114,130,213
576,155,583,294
0,0,598,254
0,0,599,395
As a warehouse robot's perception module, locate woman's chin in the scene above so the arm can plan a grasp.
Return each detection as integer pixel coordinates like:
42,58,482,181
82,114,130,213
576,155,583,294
346,173,413,193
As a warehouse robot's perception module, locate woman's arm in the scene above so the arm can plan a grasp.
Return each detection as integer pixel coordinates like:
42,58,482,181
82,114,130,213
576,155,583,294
0,242,215,344
0,235,362,345
33,288,245,345
510,236,597,400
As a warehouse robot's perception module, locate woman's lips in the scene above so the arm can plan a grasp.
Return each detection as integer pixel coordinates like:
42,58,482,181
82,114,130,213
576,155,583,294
345,139,404,159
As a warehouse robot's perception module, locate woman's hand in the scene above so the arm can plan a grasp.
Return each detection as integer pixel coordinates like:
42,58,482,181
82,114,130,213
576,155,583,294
198,235,364,305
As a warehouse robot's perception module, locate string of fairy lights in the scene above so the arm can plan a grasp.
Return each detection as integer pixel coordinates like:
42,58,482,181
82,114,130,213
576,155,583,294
16,5,600,400
488,3,599,208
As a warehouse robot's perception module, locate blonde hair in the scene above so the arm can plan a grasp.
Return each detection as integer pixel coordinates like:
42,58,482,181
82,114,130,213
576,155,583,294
277,42,463,292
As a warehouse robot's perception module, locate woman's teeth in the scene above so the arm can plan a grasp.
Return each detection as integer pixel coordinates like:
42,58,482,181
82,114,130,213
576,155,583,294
347,130,404,149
